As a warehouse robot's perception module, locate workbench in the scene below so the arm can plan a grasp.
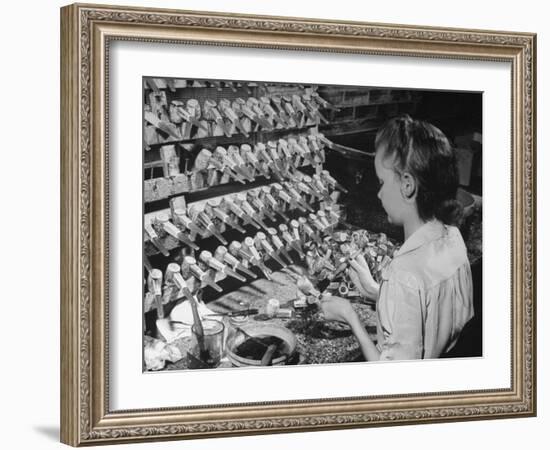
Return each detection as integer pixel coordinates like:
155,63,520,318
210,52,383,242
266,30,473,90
164,269,378,370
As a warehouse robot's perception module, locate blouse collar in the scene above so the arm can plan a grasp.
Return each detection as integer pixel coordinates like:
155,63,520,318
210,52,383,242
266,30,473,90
393,220,446,258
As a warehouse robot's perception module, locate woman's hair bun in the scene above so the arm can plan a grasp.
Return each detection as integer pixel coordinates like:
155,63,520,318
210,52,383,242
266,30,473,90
435,198,463,226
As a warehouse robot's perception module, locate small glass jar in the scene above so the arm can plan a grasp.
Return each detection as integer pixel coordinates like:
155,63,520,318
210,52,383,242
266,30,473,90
225,314,250,356
188,319,224,369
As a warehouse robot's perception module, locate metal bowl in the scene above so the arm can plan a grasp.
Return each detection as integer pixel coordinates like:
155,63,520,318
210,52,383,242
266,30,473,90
226,323,297,367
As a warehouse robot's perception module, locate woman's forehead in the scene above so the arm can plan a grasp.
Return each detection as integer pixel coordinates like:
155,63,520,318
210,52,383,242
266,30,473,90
374,148,395,172
374,151,382,171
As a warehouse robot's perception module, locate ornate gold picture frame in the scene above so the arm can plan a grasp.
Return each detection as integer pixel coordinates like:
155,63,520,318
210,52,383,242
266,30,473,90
60,3,536,446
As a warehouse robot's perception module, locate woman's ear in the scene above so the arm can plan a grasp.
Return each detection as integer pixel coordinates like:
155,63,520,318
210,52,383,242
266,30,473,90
400,172,417,201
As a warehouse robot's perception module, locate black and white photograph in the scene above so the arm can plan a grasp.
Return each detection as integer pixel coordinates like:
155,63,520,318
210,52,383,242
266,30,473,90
142,77,482,372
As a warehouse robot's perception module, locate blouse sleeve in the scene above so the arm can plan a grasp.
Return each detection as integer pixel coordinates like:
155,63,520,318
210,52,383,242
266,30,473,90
377,278,424,361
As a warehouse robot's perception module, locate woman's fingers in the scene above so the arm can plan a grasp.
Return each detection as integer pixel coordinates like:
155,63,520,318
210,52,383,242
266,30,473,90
350,258,374,280
348,269,368,296
350,258,378,299
355,254,369,269
319,295,355,323
349,259,360,271
349,259,368,275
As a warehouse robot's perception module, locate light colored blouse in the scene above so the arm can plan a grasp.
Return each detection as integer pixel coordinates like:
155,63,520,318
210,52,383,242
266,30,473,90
376,220,474,360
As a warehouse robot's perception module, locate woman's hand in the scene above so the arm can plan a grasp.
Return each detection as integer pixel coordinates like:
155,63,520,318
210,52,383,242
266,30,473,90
349,254,379,299
321,293,381,362
320,294,358,324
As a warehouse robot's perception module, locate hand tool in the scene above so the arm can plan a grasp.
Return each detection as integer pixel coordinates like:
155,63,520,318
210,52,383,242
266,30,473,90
184,256,223,292
214,245,257,279
200,249,246,282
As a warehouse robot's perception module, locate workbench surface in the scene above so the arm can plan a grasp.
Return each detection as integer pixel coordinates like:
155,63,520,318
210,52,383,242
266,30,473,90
165,270,378,371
